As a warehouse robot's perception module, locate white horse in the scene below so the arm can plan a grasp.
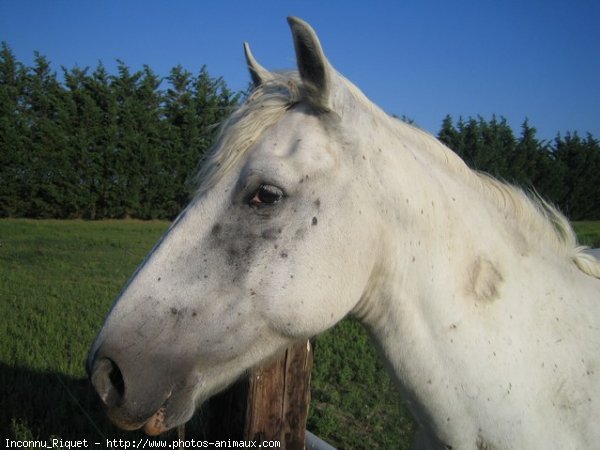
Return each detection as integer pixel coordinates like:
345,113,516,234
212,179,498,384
88,17,600,449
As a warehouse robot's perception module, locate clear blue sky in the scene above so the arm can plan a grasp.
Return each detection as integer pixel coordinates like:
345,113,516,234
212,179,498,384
2,0,599,141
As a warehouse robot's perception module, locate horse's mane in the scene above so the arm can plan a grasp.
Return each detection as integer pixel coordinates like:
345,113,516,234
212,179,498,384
194,69,600,279
473,173,600,278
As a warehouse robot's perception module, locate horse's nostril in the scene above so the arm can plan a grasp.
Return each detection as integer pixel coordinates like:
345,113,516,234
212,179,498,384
108,359,125,398
91,357,125,408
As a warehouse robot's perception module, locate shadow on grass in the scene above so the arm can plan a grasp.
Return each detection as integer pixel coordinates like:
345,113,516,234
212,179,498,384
0,363,206,441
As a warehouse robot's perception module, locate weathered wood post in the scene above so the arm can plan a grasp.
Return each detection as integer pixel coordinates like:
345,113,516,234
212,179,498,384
209,340,313,449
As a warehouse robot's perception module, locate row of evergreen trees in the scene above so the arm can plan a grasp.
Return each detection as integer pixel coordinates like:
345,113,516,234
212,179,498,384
438,116,600,220
1,43,598,220
0,43,240,219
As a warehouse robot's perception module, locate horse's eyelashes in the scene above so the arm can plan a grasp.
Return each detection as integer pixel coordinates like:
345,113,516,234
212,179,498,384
249,185,284,207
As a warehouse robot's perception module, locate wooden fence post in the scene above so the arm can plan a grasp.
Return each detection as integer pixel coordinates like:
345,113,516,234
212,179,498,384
209,340,313,449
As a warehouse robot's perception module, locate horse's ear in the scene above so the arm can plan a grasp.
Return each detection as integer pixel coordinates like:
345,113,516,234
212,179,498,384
287,16,331,109
244,42,272,87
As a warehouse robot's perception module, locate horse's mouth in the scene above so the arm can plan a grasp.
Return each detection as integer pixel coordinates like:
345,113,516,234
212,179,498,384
103,391,187,436
142,406,170,436
105,403,173,436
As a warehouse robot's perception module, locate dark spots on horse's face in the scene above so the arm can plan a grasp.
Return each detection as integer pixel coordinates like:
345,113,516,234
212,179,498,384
314,198,321,209
211,223,222,236
261,227,282,241
225,242,256,269
227,246,240,261
169,307,188,323
312,217,318,226
294,228,306,240
208,215,290,286
280,252,288,259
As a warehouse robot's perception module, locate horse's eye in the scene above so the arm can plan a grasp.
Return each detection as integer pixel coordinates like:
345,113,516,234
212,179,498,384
249,185,284,207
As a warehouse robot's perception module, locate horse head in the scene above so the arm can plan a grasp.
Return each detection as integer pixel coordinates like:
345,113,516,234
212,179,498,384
87,17,383,434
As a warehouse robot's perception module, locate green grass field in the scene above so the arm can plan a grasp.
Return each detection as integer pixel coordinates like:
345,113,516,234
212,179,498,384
1,219,598,448
572,221,600,248
0,220,172,444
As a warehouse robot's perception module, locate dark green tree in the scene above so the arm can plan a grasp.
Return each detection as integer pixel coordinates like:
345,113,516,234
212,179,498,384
508,119,541,187
554,133,600,220
20,52,74,217
438,115,462,156
476,115,514,179
0,42,28,217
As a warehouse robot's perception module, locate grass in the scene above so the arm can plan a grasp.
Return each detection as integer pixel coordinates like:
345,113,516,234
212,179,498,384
1,219,598,448
573,221,600,248
308,319,415,448
0,219,175,444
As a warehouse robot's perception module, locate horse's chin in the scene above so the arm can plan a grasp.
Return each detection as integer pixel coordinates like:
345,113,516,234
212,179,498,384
105,392,197,436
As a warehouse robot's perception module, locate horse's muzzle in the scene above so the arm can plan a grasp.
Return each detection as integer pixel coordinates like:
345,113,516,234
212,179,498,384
88,345,176,434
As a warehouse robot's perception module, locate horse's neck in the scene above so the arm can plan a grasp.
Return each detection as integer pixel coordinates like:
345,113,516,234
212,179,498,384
352,118,491,366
